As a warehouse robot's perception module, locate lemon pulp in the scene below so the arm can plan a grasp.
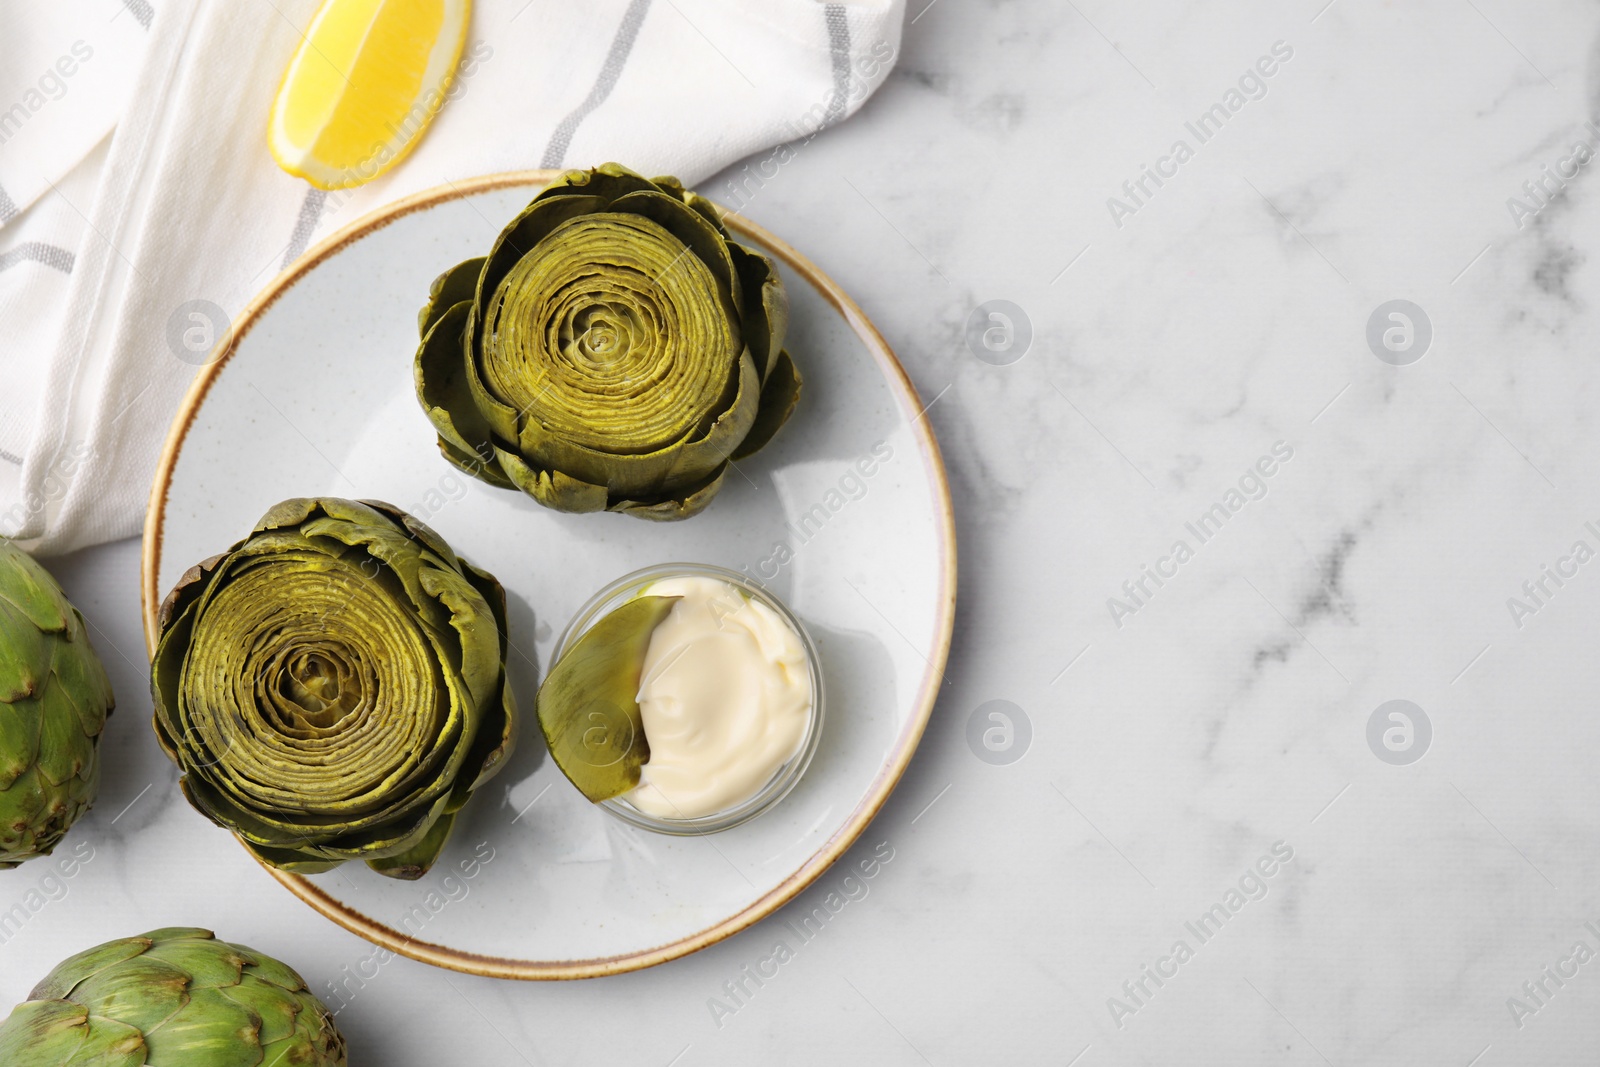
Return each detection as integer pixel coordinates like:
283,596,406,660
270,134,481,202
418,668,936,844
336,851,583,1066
269,0,468,190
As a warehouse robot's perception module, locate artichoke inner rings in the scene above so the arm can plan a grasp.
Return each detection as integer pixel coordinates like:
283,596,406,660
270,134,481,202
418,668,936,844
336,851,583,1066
180,554,447,814
480,213,742,455
275,647,360,727
567,303,642,368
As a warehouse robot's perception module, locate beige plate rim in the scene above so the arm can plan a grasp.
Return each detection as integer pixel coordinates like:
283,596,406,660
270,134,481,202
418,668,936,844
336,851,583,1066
140,169,957,980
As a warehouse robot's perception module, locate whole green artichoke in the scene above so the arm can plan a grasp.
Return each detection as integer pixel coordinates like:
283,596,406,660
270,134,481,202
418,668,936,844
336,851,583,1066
0,539,114,869
415,163,802,520
151,498,515,879
0,927,347,1066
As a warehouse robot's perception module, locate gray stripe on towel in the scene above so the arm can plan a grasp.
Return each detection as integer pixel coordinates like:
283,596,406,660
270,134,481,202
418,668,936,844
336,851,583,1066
0,242,75,274
122,0,154,29
280,188,328,270
541,0,654,169
823,4,852,127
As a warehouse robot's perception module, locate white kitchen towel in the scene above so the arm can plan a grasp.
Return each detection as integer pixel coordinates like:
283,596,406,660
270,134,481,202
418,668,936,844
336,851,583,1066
0,0,150,521
0,2,148,226
0,0,904,554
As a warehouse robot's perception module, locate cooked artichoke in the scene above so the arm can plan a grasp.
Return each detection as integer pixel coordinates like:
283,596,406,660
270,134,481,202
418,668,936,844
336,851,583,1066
151,498,515,879
0,927,347,1066
536,594,677,801
415,163,802,520
0,539,114,869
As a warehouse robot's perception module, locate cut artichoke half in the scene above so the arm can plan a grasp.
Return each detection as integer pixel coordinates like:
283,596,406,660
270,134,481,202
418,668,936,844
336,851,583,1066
415,163,803,520
150,498,516,879
536,595,678,801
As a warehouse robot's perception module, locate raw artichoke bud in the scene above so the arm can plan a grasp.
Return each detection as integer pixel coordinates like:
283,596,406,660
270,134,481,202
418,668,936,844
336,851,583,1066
0,927,347,1066
151,498,516,879
0,538,114,869
415,162,803,520
536,595,678,801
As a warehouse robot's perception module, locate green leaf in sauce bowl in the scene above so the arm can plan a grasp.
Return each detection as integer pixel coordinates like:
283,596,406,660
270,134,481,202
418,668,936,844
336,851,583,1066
537,595,678,801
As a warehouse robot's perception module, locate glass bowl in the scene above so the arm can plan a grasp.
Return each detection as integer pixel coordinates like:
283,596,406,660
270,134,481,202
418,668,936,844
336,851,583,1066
550,562,826,835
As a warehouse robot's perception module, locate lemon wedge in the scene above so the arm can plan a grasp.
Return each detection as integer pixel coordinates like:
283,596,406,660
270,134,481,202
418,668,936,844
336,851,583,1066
268,0,470,190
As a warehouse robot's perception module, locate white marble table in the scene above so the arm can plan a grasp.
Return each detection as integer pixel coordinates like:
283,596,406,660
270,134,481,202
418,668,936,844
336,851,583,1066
14,0,1600,1062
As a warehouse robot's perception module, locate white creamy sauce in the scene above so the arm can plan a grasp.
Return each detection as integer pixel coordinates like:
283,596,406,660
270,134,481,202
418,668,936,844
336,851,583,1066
628,577,812,819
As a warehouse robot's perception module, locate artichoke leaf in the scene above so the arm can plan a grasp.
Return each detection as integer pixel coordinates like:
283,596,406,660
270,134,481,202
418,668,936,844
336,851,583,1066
727,241,789,381
419,256,485,336
0,1001,104,1066
448,557,517,796
142,938,252,990
611,464,730,522
494,447,609,513
241,840,344,875
540,162,665,207
50,623,113,738
731,349,802,461
32,676,94,787
648,173,729,235
29,936,163,1001
538,596,678,801
0,551,70,634
235,944,310,993
154,552,225,634
417,300,504,472
0,599,48,703
365,808,457,879
140,986,267,1067
69,958,191,1034
70,1015,149,1066
179,755,456,852
437,435,516,490
136,927,216,943
0,695,40,787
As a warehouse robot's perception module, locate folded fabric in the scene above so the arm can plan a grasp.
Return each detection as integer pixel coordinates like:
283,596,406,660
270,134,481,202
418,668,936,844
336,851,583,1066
0,0,904,554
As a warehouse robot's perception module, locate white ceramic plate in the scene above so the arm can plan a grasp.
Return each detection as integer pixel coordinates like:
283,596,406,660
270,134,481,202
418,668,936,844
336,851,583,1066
141,172,955,979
